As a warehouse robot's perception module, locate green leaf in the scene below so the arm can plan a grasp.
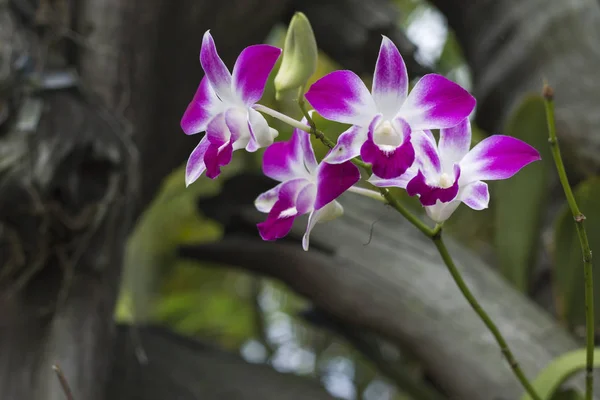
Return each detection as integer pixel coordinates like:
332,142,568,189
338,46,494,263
553,176,600,327
521,348,600,400
550,388,584,400
494,95,552,291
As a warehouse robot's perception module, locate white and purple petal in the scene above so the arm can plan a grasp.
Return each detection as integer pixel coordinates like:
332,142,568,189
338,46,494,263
248,108,278,151
262,128,315,182
425,200,462,223
368,164,418,188
255,183,284,213
225,108,251,150
185,136,210,187
200,31,233,102
459,135,541,184
439,118,472,171
181,76,222,135
406,165,461,206
302,201,344,251
314,161,360,209
372,36,408,120
204,140,233,179
399,74,476,130
411,129,442,181
460,181,489,210
232,44,282,105
323,125,368,164
305,70,377,126
257,179,311,241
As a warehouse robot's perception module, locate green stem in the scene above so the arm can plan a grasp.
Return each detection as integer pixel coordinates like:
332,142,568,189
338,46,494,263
543,84,595,400
432,230,543,400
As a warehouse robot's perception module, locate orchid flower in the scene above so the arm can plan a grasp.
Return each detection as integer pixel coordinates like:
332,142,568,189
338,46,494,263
180,31,282,185
304,36,475,180
255,123,360,250
370,119,541,222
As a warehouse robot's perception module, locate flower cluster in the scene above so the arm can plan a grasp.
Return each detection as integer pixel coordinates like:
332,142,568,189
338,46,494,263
181,30,540,250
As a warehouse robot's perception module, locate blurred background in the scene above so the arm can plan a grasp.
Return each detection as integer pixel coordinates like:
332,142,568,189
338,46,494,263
2,0,600,399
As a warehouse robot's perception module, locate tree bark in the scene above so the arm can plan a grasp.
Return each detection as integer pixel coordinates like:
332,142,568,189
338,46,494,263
182,188,599,400
431,0,600,175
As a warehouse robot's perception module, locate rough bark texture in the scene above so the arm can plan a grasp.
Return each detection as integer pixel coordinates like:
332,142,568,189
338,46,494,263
106,324,335,400
182,174,599,400
431,0,600,175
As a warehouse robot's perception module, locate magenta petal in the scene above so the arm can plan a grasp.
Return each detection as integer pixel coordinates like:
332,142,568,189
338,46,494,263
460,181,489,210
262,128,316,182
185,136,210,187
233,44,281,105
460,135,541,183
206,113,231,146
204,140,233,179
360,122,415,179
411,130,442,180
200,31,233,101
407,165,461,206
400,74,476,130
314,161,360,209
257,179,310,241
181,76,221,135
323,125,368,164
368,165,418,188
372,36,408,119
305,70,377,126
439,118,471,170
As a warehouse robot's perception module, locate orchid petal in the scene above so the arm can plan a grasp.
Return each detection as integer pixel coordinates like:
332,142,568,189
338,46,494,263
305,70,377,126
181,76,222,135
248,108,278,152
262,128,315,182
185,136,210,187
459,135,541,184
206,112,231,146
400,74,476,130
323,125,368,164
257,179,310,241
204,140,233,179
314,161,360,209
425,200,461,223
200,31,233,102
368,164,418,188
224,108,251,150
406,165,461,206
302,201,344,251
411,129,442,181
361,117,415,179
233,44,281,105
439,118,471,171
372,36,408,119
460,181,489,210
255,183,284,213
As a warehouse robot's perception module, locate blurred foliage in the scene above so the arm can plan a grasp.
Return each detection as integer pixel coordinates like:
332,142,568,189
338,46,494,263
522,348,600,400
494,95,553,292
553,177,600,331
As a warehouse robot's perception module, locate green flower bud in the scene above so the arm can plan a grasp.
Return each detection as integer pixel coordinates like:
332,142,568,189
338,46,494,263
274,12,318,97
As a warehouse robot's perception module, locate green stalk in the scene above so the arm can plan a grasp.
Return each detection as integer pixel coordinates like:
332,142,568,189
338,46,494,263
543,84,595,400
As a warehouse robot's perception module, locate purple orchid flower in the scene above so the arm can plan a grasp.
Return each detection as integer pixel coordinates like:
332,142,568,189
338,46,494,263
370,119,541,222
180,31,282,185
255,123,360,250
304,36,476,180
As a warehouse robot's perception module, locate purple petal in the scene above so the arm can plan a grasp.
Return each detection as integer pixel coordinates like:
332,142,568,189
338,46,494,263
305,70,377,126
372,36,408,119
233,44,281,105
204,140,233,179
248,108,278,151
411,129,442,180
200,31,233,102
323,125,368,164
255,183,284,213
314,161,361,209
206,112,231,146
400,74,476,130
181,76,222,135
459,135,541,183
302,201,344,251
460,181,489,210
361,118,415,179
368,165,418,188
406,165,461,206
185,136,210,187
262,129,315,182
439,118,472,171
257,179,311,241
